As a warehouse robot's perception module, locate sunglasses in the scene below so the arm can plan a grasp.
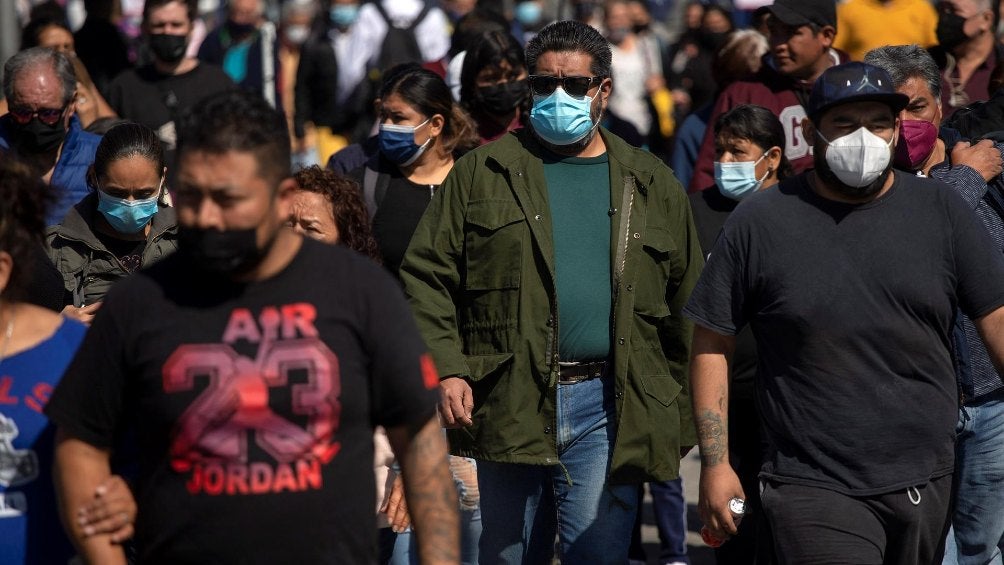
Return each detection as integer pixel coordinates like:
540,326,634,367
527,75,605,97
9,104,67,126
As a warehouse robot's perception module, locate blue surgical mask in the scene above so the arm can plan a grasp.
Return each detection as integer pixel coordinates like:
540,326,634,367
529,88,597,147
330,4,359,27
379,118,432,167
515,2,543,27
97,189,160,234
714,154,768,201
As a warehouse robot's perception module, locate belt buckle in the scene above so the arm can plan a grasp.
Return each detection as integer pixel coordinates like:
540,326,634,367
558,361,606,385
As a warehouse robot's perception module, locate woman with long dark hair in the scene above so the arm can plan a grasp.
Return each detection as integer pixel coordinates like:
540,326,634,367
351,63,479,277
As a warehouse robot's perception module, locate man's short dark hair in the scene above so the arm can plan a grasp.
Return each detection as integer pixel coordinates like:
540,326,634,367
525,20,612,78
142,0,197,25
176,89,291,184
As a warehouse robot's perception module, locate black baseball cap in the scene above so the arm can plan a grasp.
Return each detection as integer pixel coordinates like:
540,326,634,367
756,0,837,29
807,62,909,123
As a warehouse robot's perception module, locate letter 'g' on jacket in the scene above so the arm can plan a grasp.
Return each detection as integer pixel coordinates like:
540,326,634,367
400,127,704,484
46,192,178,307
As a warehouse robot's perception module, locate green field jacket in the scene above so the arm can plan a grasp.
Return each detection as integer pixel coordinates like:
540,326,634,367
400,128,704,483
46,193,178,307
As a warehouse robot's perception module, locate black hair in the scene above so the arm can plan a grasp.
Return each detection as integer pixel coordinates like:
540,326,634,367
93,122,166,180
525,20,612,78
449,7,510,59
176,89,291,183
143,0,197,25
380,64,480,156
0,158,51,302
459,30,528,112
19,15,71,51
714,104,793,180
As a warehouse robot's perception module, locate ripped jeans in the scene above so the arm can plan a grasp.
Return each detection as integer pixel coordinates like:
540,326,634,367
476,374,638,564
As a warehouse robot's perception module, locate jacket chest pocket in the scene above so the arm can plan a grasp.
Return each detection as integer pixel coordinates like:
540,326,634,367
459,200,525,355
633,225,676,319
463,201,525,289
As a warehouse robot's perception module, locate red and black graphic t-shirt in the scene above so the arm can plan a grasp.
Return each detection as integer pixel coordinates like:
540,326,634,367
46,238,440,564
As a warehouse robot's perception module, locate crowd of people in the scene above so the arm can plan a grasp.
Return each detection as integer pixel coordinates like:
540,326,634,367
3,0,1004,564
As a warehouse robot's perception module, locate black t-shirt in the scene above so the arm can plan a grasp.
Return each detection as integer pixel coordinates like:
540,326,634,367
46,238,439,564
94,230,145,272
683,172,1004,495
688,186,757,394
371,172,437,278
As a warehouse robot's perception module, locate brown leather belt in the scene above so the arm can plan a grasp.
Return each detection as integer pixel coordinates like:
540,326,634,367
558,361,609,384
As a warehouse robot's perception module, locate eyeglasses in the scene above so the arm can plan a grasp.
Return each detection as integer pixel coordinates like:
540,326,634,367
9,104,67,126
527,75,605,97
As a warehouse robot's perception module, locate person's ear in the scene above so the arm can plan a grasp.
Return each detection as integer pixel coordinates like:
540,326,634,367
428,113,445,138
766,145,783,172
818,25,835,48
275,177,297,220
801,117,816,144
0,251,13,297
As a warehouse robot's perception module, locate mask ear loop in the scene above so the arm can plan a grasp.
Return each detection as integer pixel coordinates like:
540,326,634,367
752,152,771,184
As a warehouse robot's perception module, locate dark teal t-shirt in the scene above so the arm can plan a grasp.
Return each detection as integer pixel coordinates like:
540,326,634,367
542,150,612,361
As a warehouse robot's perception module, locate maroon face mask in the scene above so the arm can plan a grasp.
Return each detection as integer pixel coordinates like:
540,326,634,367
894,119,939,170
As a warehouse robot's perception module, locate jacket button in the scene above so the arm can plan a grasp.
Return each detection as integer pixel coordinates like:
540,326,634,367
615,392,623,399
633,232,641,239
546,316,553,327
626,284,633,291
535,214,542,221
515,171,523,176
618,337,625,345
544,426,551,434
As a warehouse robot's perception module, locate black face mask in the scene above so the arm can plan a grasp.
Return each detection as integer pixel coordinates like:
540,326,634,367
476,79,528,115
9,115,67,153
632,23,650,35
936,12,969,51
178,226,273,276
699,30,730,53
226,20,257,38
149,33,188,63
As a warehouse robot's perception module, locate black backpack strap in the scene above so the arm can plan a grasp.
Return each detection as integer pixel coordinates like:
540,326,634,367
407,4,431,31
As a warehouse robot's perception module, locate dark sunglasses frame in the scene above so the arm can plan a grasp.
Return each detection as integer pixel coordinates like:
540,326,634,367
9,104,68,126
527,75,605,97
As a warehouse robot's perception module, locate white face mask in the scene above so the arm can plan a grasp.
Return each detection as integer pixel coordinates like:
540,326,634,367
817,126,893,188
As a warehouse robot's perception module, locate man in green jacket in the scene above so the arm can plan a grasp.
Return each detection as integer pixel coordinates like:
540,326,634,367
400,20,703,564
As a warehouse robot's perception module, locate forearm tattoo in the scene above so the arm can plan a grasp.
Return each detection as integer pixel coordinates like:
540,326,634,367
696,409,727,467
403,427,460,564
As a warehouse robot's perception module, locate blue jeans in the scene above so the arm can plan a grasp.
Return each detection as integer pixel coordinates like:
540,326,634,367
476,375,638,564
650,478,689,563
383,506,482,565
943,390,1004,565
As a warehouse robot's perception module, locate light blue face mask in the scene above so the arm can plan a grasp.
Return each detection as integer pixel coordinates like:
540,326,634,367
714,154,769,201
529,88,597,147
515,2,543,27
97,188,160,234
330,4,359,27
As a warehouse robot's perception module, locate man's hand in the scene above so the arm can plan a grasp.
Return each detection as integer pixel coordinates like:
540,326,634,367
77,475,136,544
380,473,411,533
698,464,746,541
951,139,1003,182
438,377,473,428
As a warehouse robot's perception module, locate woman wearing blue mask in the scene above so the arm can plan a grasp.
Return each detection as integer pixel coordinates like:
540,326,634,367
687,103,790,563
350,64,479,278
46,122,178,324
